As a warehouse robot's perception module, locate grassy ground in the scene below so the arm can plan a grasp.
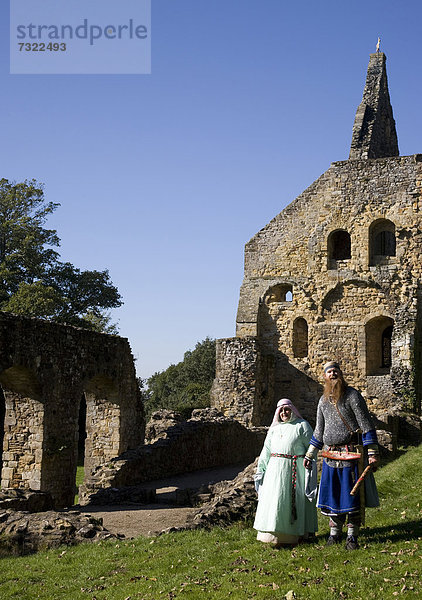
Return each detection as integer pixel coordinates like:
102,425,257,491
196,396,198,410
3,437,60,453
74,465,85,505
1,445,421,600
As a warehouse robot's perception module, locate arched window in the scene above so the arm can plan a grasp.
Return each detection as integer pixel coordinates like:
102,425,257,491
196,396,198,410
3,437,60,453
327,230,351,267
381,325,393,368
369,219,396,265
293,317,308,358
265,284,293,304
365,316,394,375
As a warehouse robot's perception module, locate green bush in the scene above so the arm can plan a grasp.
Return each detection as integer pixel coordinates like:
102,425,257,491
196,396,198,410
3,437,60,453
143,337,216,419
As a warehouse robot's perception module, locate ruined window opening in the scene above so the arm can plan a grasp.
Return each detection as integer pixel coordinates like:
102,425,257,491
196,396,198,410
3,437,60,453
293,317,308,358
369,219,396,265
365,316,394,375
0,387,5,480
374,231,396,256
265,284,293,304
328,230,352,262
381,325,393,368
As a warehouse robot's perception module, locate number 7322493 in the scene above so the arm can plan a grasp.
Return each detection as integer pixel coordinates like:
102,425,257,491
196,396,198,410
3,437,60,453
18,42,67,52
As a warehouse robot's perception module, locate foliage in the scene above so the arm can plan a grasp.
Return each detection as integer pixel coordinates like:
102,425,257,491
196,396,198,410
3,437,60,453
144,337,216,418
0,179,121,331
1,444,421,598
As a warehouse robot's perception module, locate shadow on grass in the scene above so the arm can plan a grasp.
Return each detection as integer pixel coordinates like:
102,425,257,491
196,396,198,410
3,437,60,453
362,518,422,544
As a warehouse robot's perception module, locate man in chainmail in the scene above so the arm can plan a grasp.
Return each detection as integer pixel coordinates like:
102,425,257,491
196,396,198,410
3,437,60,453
304,361,379,550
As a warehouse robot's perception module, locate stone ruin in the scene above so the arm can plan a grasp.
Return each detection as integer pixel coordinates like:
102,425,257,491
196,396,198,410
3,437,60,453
210,52,422,445
78,407,265,506
0,310,265,552
0,311,143,509
1,51,422,554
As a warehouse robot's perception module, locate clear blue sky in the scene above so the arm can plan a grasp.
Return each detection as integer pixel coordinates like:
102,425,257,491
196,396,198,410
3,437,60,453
1,1,421,379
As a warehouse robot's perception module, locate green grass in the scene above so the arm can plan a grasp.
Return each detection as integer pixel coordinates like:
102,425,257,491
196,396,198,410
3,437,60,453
1,446,421,599
74,465,85,505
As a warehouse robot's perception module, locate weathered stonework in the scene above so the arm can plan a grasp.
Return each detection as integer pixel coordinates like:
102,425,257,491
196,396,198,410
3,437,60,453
145,409,185,443
0,509,116,555
0,312,143,508
349,53,399,160
210,338,261,425
79,409,265,505
211,53,422,435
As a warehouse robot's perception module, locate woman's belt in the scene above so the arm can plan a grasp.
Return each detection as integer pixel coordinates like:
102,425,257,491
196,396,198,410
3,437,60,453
270,453,305,523
321,445,361,461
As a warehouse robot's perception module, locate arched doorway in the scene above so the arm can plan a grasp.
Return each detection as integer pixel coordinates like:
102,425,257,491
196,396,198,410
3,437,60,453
366,316,394,375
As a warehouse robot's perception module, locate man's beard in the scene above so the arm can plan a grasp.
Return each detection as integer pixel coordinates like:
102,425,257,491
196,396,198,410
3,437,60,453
323,377,347,403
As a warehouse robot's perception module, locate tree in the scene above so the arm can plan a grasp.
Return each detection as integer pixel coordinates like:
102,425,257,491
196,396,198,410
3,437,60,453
0,178,121,331
144,337,216,418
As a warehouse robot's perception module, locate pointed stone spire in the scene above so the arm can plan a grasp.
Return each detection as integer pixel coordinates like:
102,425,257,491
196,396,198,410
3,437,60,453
349,52,399,160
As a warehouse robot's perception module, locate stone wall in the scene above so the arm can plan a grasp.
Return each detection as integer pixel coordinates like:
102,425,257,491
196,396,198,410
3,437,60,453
79,409,266,505
210,338,259,425
211,52,422,427
211,154,422,427
0,312,143,508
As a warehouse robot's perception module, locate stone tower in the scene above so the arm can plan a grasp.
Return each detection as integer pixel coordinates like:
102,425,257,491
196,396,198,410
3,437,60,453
211,52,422,430
349,53,399,159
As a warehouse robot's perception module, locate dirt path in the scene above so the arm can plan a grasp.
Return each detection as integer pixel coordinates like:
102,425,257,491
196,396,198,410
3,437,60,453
82,503,196,538
79,463,248,539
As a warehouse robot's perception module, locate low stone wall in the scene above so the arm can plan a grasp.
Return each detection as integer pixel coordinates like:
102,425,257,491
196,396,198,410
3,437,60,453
373,410,421,454
0,489,53,513
187,460,258,531
79,409,266,505
145,409,185,443
0,510,116,556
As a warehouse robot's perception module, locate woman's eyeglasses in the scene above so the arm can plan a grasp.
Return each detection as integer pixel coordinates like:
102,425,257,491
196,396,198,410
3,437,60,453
279,407,291,413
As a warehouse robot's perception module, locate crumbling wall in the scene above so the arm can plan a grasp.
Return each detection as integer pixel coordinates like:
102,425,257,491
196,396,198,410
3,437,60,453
210,338,260,425
79,409,266,505
0,312,143,508
212,155,422,425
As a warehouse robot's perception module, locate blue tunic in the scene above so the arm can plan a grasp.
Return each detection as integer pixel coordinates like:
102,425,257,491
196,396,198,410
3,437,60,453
310,387,379,514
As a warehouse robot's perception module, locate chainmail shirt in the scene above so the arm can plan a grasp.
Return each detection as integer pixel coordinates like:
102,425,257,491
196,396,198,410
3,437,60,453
312,386,375,447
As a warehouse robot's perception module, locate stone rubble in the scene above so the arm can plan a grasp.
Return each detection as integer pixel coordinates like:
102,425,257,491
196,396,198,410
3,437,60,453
0,509,117,556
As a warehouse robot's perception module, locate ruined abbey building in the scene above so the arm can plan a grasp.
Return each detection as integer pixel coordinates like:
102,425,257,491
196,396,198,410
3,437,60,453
1,50,420,530
211,52,422,434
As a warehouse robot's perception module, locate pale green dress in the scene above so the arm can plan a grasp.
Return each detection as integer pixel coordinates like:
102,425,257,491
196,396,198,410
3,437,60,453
253,418,318,544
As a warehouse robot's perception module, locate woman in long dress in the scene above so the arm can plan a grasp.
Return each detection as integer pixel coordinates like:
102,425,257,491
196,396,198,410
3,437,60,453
253,398,318,546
